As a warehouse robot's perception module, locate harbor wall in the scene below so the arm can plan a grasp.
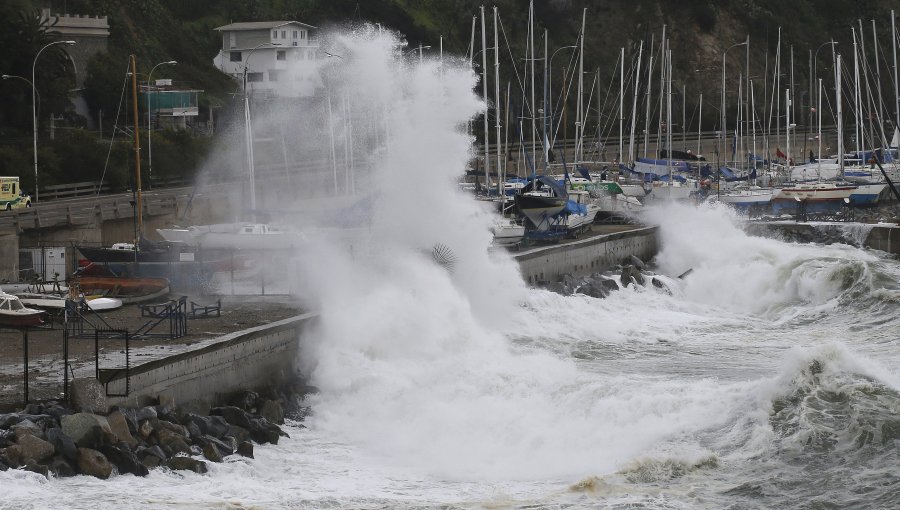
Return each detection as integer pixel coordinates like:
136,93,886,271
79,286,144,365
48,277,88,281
745,222,900,256
513,226,660,285
100,228,660,407
106,313,316,409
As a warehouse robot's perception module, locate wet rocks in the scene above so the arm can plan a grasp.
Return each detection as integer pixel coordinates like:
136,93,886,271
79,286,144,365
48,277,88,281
540,254,678,298
0,384,306,480
77,447,113,479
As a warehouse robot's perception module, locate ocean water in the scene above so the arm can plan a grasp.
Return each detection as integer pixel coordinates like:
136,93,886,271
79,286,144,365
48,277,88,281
3,27,900,510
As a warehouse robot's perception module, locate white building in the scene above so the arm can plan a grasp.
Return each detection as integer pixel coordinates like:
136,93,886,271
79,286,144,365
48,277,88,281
213,21,320,98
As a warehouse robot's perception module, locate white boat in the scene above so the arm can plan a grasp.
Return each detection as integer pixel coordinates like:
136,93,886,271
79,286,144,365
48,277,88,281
645,179,699,201
710,186,775,209
86,297,123,311
562,190,599,234
491,217,525,247
17,293,66,310
771,182,857,215
0,292,46,328
157,223,306,250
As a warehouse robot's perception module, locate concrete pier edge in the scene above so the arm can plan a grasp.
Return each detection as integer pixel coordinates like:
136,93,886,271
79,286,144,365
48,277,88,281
99,227,659,406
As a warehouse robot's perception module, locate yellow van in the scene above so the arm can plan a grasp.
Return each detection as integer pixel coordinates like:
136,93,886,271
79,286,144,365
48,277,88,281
1,177,32,211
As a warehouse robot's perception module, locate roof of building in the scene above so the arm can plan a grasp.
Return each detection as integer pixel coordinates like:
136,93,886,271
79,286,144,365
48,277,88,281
214,21,317,31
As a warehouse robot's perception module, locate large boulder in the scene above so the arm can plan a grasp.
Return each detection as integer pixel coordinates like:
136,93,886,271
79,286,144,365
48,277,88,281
201,441,223,463
226,425,250,444
626,255,646,270
0,429,13,448
211,406,253,429
61,413,112,448
136,445,167,468
0,414,21,429
12,419,44,440
106,411,138,448
248,418,284,445
70,379,108,415
156,428,191,456
236,441,254,459
15,434,55,463
49,457,77,477
258,400,284,425
45,428,78,463
101,444,149,477
200,435,233,458
137,420,154,440
230,391,260,412
166,456,207,474
77,447,113,479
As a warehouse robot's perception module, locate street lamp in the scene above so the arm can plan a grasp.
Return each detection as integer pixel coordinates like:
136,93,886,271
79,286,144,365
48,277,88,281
404,44,431,62
241,42,280,212
32,40,76,202
1,75,39,113
721,40,747,169
146,60,176,189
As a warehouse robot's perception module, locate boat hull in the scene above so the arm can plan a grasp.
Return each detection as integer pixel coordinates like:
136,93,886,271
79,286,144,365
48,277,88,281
515,195,567,230
770,183,856,215
0,312,46,328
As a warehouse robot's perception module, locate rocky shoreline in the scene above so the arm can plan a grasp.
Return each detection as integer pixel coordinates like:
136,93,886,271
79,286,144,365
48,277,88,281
0,380,308,479
542,255,670,298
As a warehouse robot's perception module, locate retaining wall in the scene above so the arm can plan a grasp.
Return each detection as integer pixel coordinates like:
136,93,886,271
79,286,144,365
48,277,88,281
514,226,659,285
106,313,316,409
100,228,659,406
745,221,900,256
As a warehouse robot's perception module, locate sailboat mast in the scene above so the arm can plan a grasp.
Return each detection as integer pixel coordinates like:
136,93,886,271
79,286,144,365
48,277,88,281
837,55,844,174
893,10,899,132
818,78,823,174
697,93,702,157
628,40,643,165
775,28,781,165
751,80,757,184
657,28,666,159
644,33,654,159
666,48,673,191
529,1,536,171
852,27,861,154
745,35,750,170
130,54,143,239
543,29,549,170
618,47,623,164
576,8,585,164
494,6,502,196
681,83,686,152
480,6,490,186
786,87,791,172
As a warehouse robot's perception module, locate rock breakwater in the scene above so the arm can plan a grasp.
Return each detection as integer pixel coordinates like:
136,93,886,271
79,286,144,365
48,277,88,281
0,381,308,479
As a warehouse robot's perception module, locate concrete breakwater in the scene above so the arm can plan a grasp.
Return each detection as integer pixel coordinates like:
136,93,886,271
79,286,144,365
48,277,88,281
513,225,660,285
94,227,660,410
744,221,900,255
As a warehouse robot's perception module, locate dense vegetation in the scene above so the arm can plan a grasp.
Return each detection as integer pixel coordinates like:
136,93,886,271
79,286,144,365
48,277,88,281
0,0,895,193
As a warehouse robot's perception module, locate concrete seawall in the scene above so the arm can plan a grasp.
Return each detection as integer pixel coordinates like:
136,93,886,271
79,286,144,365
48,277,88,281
106,313,317,409
745,221,900,255
514,226,660,285
101,226,660,406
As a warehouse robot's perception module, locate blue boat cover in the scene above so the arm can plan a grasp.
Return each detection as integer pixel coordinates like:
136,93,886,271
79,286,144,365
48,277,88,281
564,199,588,215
